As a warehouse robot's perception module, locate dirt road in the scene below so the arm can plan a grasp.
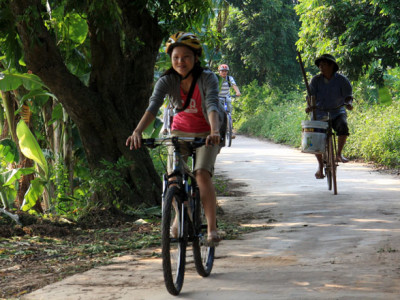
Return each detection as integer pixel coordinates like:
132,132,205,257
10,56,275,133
22,135,400,300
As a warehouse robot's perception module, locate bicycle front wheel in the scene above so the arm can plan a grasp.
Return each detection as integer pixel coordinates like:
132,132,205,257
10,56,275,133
192,187,215,277
325,135,337,194
162,186,187,295
226,114,233,147
330,136,338,195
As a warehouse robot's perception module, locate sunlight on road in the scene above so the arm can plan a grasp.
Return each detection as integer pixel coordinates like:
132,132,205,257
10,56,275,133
351,218,394,223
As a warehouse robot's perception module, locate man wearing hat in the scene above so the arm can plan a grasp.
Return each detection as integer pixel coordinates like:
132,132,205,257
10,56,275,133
308,54,354,179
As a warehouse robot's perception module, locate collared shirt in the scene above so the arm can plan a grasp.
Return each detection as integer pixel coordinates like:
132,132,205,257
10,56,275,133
310,72,352,119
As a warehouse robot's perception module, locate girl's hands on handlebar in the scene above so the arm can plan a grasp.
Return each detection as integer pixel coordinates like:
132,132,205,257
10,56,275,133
126,111,156,150
126,130,142,150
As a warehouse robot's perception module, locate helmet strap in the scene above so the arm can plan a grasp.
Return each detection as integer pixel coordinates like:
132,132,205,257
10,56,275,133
181,68,193,80
176,66,203,113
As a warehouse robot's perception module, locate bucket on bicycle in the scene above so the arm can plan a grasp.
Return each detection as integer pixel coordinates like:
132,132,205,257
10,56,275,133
301,120,328,154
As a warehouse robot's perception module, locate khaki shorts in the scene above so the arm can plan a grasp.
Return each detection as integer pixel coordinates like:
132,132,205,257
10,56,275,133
167,130,220,176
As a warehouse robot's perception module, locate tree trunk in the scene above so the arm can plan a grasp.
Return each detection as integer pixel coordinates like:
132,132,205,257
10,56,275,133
10,0,164,207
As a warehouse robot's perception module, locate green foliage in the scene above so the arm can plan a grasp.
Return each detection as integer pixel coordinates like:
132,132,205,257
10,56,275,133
0,71,46,91
23,178,45,212
87,157,133,209
236,83,305,146
143,118,163,139
147,147,168,179
233,81,304,132
52,156,136,219
346,102,400,167
49,157,76,215
295,0,400,83
16,120,51,212
233,81,274,121
0,168,35,209
221,1,302,88
16,120,48,177
0,138,19,164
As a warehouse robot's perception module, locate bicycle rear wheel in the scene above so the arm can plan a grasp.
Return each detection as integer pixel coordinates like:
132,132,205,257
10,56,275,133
192,186,215,277
162,186,187,295
226,114,233,147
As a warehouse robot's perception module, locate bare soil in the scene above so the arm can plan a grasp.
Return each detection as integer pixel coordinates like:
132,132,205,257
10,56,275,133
0,209,155,299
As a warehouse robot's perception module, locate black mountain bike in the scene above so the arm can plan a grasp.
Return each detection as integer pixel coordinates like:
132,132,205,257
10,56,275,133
143,137,215,295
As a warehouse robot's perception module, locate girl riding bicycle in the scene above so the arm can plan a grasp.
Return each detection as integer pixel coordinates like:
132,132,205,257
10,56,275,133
126,32,224,245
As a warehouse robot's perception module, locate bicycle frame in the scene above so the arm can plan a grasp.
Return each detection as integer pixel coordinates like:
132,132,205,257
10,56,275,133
165,138,198,227
146,137,200,219
219,96,230,114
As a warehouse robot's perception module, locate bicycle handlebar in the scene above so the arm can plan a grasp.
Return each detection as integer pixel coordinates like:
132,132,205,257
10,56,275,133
308,103,349,112
142,137,209,149
320,104,346,111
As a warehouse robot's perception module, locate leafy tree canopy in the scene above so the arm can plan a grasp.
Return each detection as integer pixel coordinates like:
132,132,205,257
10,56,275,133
296,0,400,85
221,0,301,89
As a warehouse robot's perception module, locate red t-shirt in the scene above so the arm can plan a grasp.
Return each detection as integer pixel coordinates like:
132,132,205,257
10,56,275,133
171,84,211,133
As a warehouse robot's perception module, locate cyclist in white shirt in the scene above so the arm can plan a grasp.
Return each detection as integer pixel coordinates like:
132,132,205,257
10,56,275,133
218,64,241,113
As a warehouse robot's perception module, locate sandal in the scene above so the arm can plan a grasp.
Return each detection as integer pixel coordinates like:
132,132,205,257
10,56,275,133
336,155,349,163
206,231,222,247
315,170,325,179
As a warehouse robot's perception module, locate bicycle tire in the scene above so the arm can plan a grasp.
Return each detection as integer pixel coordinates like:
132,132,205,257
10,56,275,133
325,136,333,191
226,114,233,147
331,136,338,195
192,186,215,277
162,186,187,295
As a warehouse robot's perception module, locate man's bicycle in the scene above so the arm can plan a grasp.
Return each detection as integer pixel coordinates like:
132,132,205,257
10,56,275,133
322,110,338,195
219,96,233,147
318,105,346,195
142,137,215,295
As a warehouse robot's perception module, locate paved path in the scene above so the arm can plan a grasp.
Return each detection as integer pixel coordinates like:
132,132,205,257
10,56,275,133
23,135,400,300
